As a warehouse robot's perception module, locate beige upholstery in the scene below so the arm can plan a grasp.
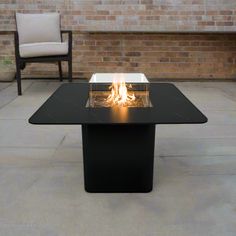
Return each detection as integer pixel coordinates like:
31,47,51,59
19,41,68,58
16,13,68,58
16,13,61,44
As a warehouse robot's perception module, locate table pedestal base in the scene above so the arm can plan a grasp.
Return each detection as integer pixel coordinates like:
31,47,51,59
82,124,155,193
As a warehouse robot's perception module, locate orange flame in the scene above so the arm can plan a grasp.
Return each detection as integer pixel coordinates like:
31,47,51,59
105,79,136,106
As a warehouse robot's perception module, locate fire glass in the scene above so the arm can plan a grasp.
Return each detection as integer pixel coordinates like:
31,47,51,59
86,73,152,108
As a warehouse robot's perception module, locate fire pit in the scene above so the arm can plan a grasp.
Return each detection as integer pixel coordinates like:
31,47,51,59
87,73,152,108
29,73,207,193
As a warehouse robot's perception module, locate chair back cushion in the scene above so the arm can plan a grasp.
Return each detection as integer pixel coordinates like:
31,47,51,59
16,13,61,44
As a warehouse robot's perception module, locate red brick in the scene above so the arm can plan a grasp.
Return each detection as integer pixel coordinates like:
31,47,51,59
220,11,233,15
125,52,141,57
216,22,234,26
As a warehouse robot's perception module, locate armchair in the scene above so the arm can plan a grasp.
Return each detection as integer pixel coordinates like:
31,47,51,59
15,13,72,95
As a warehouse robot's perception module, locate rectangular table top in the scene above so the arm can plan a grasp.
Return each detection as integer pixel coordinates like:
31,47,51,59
29,83,207,125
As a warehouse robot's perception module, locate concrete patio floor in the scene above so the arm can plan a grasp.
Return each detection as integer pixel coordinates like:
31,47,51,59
0,80,236,236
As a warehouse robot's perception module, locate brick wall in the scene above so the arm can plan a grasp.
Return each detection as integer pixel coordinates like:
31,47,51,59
0,1,236,79
1,0,236,32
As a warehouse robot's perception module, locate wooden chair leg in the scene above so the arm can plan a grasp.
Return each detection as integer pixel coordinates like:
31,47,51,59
68,59,72,82
58,61,63,81
16,63,22,95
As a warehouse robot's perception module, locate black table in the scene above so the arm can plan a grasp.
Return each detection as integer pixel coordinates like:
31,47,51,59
29,83,207,193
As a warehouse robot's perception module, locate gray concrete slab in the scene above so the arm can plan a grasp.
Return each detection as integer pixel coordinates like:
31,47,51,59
156,138,236,157
0,81,33,109
0,120,66,148
157,124,236,139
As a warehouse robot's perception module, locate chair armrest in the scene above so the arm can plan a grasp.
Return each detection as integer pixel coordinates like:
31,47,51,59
61,30,72,34
14,31,20,59
61,30,72,57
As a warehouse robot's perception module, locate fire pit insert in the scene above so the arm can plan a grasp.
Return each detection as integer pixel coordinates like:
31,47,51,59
29,73,207,193
87,73,152,108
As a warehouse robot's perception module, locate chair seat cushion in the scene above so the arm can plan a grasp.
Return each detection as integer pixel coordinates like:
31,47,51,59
19,41,68,58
